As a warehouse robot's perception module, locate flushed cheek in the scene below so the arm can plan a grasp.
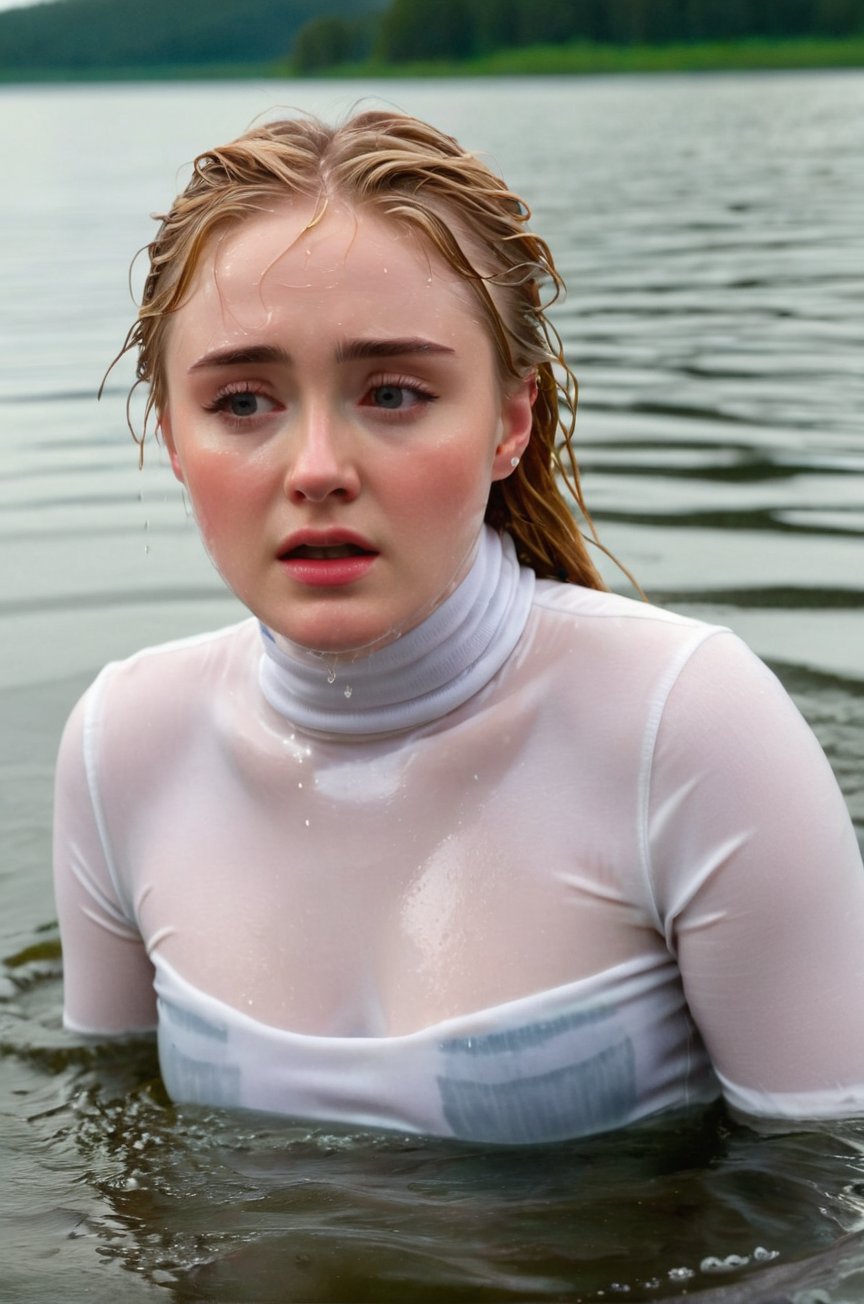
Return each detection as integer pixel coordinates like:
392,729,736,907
180,452,274,555
401,451,493,536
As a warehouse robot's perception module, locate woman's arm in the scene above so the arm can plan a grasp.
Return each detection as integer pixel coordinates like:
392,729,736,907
52,681,157,1035
647,631,864,1119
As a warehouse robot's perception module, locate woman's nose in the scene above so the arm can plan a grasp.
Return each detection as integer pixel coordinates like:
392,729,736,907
283,406,360,504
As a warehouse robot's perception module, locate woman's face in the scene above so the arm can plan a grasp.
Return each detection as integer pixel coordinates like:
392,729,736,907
160,201,532,654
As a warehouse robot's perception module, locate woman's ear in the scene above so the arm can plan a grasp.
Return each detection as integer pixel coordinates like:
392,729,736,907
159,411,186,484
491,374,536,481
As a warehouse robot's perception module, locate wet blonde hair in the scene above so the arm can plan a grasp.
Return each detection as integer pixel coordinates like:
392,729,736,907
118,110,618,589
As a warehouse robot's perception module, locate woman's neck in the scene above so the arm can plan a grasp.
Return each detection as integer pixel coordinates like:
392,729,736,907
258,527,535,737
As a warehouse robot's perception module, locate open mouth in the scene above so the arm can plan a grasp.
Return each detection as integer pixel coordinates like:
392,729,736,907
283,543,376,561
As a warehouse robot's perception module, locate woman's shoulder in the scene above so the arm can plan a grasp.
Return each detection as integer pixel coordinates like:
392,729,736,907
528,577,736,669
532,578,711,632
68,618,259,737
57,619,262,794
521,580,790,732
104,617,257,680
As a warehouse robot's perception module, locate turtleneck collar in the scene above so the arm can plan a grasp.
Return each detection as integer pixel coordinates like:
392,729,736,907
258,527,535,737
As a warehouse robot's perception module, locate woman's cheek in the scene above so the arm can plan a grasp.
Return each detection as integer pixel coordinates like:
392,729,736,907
417,445,494,523
181,450,263,544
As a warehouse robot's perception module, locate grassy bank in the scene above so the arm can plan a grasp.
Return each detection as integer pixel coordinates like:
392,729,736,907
287,34,864,78
0,62,276,83
1,35,863,84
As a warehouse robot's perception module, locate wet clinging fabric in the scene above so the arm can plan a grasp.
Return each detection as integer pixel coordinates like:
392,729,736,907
53,529,864,1141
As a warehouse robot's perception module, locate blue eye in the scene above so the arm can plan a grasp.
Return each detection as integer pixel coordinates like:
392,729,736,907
226,392,263,417
206,389,278,422
363,382,436,413
373,385,407,409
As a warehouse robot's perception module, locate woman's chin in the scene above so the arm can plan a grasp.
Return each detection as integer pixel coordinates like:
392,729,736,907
262,614,406,661
253,562,472,660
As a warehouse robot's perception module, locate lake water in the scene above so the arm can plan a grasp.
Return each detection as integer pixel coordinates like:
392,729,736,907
1,72,863,1302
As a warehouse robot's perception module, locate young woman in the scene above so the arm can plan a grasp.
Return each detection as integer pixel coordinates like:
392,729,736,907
53,111,864,1145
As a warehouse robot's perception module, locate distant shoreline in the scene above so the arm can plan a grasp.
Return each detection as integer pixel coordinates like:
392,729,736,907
1,35,863,84
298,35,864,80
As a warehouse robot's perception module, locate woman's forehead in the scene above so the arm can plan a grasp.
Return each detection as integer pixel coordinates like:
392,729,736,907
166,200,491,363
194,201,438,291
188,202,480,311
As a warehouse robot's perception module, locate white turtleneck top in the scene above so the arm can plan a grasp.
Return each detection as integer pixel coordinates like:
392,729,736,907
53,529,864,1142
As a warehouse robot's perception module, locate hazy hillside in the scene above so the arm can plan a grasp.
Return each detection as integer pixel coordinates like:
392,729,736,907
2,0,862,78
0,0,385,73
296,0,864,70
374,0,864,60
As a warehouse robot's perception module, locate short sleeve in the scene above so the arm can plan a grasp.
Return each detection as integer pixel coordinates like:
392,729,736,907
52,678,157,1035
646,630,864,1119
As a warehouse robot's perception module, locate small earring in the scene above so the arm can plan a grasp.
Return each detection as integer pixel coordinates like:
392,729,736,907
510,456,520,468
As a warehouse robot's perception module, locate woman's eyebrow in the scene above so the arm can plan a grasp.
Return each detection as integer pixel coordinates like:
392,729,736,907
336,338,455,363
188,338,455,374
189,345,290,372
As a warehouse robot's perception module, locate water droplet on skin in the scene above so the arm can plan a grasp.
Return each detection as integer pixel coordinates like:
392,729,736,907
343,685,353,699
304,818,311,828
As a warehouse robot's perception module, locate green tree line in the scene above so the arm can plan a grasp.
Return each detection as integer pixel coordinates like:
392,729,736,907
294,0,864,71
0,0,383,73
1,0,860,77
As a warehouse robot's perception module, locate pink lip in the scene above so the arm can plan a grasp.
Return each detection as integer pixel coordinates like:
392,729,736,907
276,529,379,589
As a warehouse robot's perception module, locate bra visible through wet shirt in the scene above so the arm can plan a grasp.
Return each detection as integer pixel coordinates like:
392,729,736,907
154,952,719,1143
